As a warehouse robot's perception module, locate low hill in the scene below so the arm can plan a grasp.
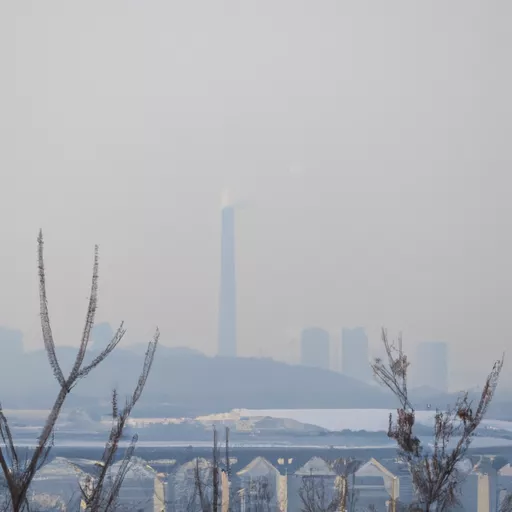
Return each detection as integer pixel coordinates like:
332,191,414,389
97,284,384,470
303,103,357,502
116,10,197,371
0,344,394,414
11,343,511,419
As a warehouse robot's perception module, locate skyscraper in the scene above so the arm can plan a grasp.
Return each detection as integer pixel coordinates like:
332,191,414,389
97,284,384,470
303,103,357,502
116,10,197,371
300,327,330,370
218,203,237,357
413,341,448,393
341,327,372,383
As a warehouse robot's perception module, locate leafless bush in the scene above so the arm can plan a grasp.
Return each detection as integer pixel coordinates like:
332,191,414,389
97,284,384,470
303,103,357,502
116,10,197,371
372,328,503,511
0,232,158,512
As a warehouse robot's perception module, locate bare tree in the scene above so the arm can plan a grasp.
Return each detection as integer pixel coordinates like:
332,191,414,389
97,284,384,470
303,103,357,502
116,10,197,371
0,232,158,512
297,457,360,512
189,426,227,512
212,426,220,512
372,328,503,511
76,333,159,512
191,457,214,512
298,474,341,512
243,476,273,512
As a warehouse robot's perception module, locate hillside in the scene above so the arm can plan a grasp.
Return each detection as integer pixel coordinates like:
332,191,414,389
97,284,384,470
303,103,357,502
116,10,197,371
0,344,392,414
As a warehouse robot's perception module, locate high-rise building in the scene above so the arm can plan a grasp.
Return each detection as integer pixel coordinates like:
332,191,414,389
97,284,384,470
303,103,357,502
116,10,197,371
217,204,237,357
341,327,372,383
300,327,330,370
414,341,448,393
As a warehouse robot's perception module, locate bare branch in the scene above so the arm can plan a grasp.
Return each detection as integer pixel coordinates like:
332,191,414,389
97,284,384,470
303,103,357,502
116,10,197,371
68,245,100,381
0,410,17,506
102,435,138,512
195,457,210,512
371,328,412,411
0,232,160,512
129,329,159,406
372,328,504,511
37,230,66,389
112,389,118,419
81,332,159,512
36,433,54,472
74,322,126,383
0,404,19,476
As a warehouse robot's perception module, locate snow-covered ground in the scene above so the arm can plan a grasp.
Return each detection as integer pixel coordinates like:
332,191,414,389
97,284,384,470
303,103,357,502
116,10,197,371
236,408,512,433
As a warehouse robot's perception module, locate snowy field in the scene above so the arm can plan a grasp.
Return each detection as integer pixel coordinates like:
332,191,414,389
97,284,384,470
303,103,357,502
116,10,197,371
237,408,512,433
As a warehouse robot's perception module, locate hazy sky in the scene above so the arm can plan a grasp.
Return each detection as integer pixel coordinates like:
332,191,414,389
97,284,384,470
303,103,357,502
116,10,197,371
2,1,511,390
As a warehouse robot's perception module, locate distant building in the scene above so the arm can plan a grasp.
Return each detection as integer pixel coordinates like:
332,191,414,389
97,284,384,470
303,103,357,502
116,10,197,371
498,463,512,510
109,457,163,512
454,457,497,512
379,458,415,506
287,457,340,512
352,458,399,510
341,327,372,384
413,341,449,393
235,457,285,512
300,327,330,370
167,457,223,511
218,204,237,358
30,457,83,511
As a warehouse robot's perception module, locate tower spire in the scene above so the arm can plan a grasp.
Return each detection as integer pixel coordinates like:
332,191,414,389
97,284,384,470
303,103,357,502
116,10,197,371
218,199,237,357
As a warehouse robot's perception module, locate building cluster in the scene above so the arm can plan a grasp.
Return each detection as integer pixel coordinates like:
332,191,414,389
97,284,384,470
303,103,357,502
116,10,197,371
217,196,450,396
299,326,374,384
300,327,450,392
21,452,512,511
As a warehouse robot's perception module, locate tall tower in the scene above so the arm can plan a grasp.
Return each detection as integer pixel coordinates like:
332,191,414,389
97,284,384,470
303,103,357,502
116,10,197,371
218,201,237,357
